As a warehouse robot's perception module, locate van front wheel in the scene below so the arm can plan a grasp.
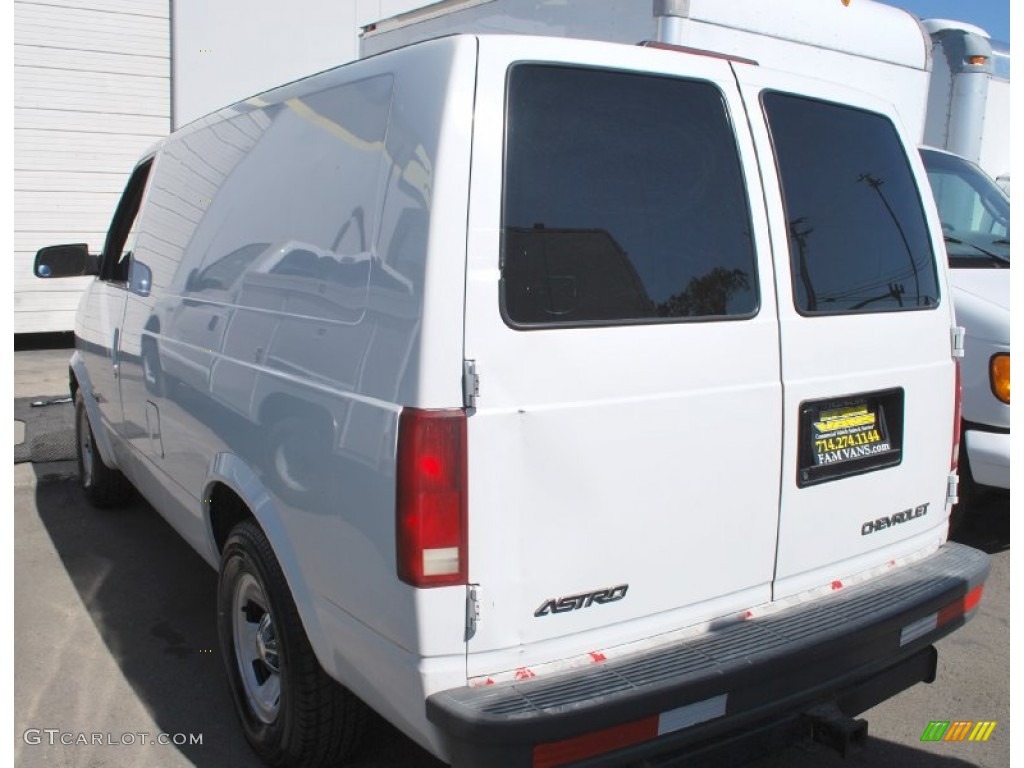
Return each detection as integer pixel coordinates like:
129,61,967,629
74,389,133,508
218,519,366,767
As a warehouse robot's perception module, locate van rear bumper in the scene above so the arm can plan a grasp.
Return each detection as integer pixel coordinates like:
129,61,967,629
427,542,989,767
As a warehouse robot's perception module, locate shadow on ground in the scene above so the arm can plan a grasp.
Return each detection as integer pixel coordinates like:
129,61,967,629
743,734,991,768
949,489,1010,555
30,473,1008,768
32,477,443,768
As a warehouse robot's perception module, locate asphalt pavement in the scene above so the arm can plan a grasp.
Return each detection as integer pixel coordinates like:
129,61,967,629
12,347,1010,768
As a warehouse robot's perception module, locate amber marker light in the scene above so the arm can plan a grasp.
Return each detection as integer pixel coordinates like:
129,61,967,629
967,55,989,66
990,354,1010,404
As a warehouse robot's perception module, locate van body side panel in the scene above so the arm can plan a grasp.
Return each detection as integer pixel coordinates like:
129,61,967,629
463,38,783,673
112,39,477,751
78,155,158,471
735,66,955,598
77,282,127,444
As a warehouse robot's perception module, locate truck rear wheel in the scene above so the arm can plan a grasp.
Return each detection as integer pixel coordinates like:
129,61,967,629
74,389,133,508
218,519,366,767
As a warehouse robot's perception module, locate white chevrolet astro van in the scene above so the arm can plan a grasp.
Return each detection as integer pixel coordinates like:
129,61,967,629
35,35,990,768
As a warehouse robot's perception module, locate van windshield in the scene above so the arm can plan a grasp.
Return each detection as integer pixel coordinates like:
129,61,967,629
920,148,1010,269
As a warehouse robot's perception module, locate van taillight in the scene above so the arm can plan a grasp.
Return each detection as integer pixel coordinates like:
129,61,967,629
951,359,963,471
396,408,467,587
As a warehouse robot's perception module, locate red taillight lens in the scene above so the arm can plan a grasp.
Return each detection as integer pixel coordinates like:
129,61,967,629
951,359,963,471
396,408,467,587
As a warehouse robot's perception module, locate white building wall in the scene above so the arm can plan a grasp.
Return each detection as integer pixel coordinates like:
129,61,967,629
14,0,171,333
171,0,431,129
12,0,441,333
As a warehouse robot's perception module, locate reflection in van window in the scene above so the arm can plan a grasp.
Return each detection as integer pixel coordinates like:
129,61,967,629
763,92,939,314
502,65,757,326
920,148,1010,270
190,242,270,292
271,249,320,279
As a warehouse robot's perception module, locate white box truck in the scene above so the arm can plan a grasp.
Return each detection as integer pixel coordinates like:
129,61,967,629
922,19,1011,189
361,0,1010,185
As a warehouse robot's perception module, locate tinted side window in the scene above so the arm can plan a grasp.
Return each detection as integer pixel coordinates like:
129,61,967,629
763,92,939,314
101,159,154,283
502,65,757,327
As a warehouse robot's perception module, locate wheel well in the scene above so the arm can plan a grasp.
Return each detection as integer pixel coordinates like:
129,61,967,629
69,367,78,398
209,483,256,555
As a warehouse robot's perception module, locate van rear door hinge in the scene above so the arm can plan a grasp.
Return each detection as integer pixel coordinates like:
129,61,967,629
946,471,960,508
951,326,966,358
463,360,479,409
466,584,482,639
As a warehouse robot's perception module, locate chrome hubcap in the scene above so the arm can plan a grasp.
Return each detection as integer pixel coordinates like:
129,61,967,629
233,573,281,723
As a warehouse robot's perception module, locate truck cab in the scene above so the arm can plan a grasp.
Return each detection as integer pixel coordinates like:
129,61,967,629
920,146,1010,521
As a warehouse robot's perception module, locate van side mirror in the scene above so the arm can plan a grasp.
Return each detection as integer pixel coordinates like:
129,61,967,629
34,244,99,278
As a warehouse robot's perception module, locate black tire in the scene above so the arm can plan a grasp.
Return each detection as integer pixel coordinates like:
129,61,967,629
74,389,134,508
141,336,164,397
218,519,366,767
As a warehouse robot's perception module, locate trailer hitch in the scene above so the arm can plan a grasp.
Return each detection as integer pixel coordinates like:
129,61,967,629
804,703,868,757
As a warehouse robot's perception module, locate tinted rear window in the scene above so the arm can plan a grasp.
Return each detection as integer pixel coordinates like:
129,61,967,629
763,92,939,314
501,65,757,327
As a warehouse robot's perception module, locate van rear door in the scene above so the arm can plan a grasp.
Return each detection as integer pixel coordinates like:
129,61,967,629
461,40,783,674
735,67,956,599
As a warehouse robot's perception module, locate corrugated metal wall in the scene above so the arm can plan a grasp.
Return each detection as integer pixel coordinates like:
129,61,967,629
13,0,171,333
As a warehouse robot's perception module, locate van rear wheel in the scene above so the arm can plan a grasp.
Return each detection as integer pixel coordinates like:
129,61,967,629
74,389,133,508
218,519,366,767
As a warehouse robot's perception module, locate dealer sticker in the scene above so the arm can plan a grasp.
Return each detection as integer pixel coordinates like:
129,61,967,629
812,404,891,465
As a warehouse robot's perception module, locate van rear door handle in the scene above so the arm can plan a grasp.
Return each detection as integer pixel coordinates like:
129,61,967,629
208,315,219,331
